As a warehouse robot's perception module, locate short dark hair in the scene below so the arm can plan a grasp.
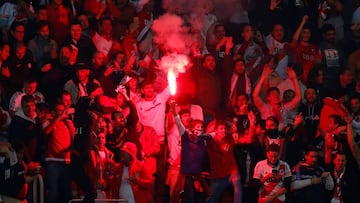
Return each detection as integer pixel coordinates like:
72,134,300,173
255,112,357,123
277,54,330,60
36,20,50,32
304,146,319,155
321,24,335,34
21,95,35,107
0,42,9,50
214,120,228,130
266,116,279,126
202,53,215,64
334,151,346,159
214,23,225,33
24,78,37,85
267,144,280,152
70,20,82,28
266,87,280,97
10,21,25,31
190,119,203,130
178,109,190,117
99,17,112,25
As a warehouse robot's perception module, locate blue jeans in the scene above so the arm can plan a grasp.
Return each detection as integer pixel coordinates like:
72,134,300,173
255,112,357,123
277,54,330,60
45,162,72,203
209,172,242,203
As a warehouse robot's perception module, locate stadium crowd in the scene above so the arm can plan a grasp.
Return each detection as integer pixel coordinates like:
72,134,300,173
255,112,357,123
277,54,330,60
1,0,360,203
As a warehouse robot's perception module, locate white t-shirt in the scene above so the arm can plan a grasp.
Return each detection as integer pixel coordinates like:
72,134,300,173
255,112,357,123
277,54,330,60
136,87,170,142
253,159,292,201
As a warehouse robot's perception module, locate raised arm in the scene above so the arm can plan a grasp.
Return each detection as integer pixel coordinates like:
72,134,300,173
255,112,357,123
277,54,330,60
291,15,308,44
252,65,273,109
169,100,186,135
285,67,302,110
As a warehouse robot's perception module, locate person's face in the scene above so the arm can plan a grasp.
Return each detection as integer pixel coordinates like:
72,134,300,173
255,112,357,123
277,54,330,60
327,117,338,132
305,88,317,104
16,149,24,162
271,24,284,41
22,101,36,118
267,90,280,105
92,52,105,67
236,95,248,109
115,52,125,63
180,113,191,127
113,114,126,127
120,151,133,166
241,25,254,42
234,60,245,74
265,119,277,130
202,55,216,71
61,47,71,58
333,154,346,171
12,25,25,42
61,94,72,108
216,124,227,138
96,133,106,148
54,104,65,117
214,25,226,40
301,29,311,42
76,69,89,82
96,117,108,132
192,123,204,136
267,151,279,165
78,14,89,30
127,78,138,91
39,25,50,39
15,46,26,59
283,90,295,103
316,70,324,84
24,82,37,95
70,24,82,41
37,9,48,21
340,70,353,86
100,20,112,35
350,98,360,113
305,151,318,166
141,84,155,99
0,44,10,61
324,30,336,44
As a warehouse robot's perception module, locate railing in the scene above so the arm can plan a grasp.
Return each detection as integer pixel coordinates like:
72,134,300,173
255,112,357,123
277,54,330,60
69,199,128,203
32,174,44,203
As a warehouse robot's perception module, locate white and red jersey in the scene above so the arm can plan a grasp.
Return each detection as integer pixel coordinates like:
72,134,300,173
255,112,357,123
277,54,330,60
253,159,292,202
290,43,321,83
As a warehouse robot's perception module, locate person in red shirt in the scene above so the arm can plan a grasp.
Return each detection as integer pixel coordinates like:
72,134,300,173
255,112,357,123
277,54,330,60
289,15,322,84
207,120,241,203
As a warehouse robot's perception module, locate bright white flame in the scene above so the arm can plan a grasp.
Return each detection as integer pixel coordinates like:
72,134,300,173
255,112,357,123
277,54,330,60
168,68,177,96
160,53,189,96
